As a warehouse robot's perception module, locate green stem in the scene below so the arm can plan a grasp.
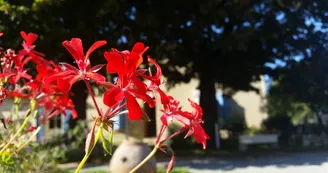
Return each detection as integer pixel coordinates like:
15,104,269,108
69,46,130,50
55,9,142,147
14,126,42,154
74,126,102,173
15,99,19,120
0,113,31,153
0,100,35,154
129,144,160,173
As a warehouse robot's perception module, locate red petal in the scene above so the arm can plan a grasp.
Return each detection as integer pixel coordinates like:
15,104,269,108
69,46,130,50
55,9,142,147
193,124,210,149
126,52,142,72
125,92,143,120
157,88,169,105
131,42,145,54
21,72,32,80
57,78,72,92
128,89,155,107
160,114,172,126
36,64,49,75
103,87,124,107
85,40,107,59
26,33,38,45
104,51,124,74
86,72,106,83
44,71,75,84
69,75,82,86
97,81,116,89
21,56,32,67
20,31,27,41
20,31,38,45
60,62,80,71
71,110,78,119
90,64,105,73
131,76,147,93
166,153,175,173
62,38,84,61
0,73,15,79
0,32,3,37
174,113,190,126
188,99,203,120
148,56,162,84
184,128,194,139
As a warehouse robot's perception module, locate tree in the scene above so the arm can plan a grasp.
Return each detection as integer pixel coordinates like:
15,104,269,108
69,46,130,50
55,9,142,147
121,0,328,148
1,0,328,148
265,84,315,125
268,53,328,126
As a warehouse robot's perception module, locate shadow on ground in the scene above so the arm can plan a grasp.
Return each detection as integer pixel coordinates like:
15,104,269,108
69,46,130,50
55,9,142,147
159,152,328,171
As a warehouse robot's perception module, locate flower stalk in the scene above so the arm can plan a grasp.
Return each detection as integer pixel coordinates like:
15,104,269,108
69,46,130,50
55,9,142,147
74,124,102,173
129,144,160,173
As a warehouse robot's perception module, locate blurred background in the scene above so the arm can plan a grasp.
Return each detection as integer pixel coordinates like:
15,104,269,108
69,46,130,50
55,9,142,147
1,0,328,172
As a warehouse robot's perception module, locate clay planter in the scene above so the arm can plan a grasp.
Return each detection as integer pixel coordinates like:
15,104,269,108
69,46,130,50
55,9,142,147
109,140,156,173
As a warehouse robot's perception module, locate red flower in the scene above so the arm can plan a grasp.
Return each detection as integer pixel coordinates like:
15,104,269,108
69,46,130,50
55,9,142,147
142,56,169,105
26,125,37,133
19,31,46,64
160,96,185,126
0,49,17,80
182,99,210,149
41,95,78,119
2,49,32,84
45,38,107,92
35,61,64,94
103,42,155,120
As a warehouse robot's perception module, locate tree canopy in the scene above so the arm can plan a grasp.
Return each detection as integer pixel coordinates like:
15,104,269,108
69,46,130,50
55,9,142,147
1,0,328,148
267,52,328,125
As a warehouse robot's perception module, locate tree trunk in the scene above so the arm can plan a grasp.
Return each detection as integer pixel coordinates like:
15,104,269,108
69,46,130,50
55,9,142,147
199,72,219,149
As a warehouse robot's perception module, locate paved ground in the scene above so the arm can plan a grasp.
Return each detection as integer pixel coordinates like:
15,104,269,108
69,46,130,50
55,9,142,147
73,151,328,173
159,152,328,173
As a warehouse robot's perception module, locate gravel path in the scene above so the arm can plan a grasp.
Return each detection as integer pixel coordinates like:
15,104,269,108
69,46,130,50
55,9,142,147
161,152,328,173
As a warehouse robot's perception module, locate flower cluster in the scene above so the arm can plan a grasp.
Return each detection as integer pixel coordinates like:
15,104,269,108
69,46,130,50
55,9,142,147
0,32,209,173
0,32,77,126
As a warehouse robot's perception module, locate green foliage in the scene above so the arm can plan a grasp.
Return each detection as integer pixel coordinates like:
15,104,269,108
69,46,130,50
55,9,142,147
264,89,316,125
266,54,328,126
0,139,66,173
0,106,67,172
45,120,86,150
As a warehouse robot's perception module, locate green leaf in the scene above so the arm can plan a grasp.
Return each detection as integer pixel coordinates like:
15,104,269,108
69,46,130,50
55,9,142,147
101,126,114,156
1,151,14,165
